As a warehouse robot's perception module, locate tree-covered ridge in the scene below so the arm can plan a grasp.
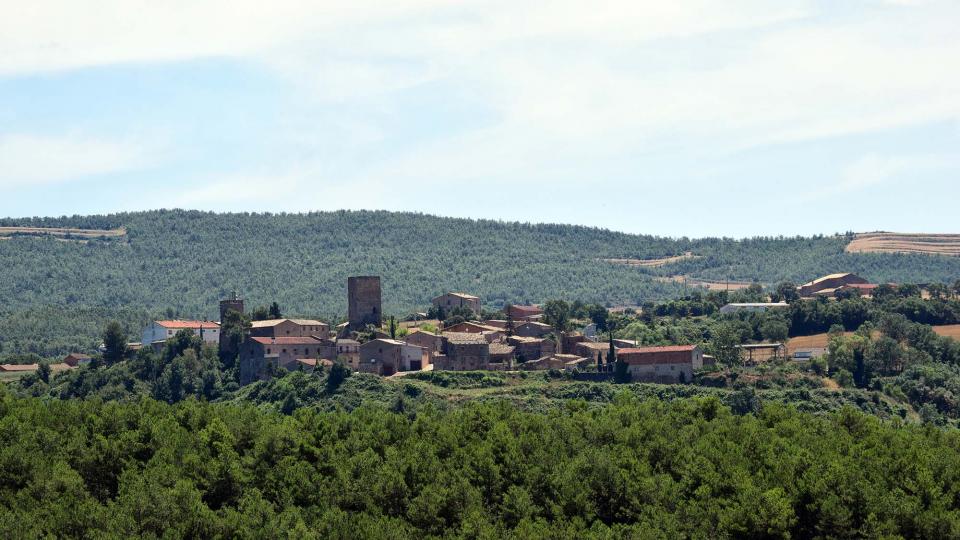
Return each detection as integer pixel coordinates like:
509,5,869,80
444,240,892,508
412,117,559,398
1,209,959,357
1,389,959,538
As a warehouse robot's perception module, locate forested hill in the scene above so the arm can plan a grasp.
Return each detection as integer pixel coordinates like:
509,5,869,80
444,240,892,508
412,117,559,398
1,209,959,355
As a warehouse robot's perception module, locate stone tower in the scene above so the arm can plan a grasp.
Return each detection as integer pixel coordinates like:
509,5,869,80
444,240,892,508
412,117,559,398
348,276,382,330
219,291,244,323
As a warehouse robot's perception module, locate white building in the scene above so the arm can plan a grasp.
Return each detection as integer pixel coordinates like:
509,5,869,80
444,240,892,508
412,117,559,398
142,320,221,347
719,302,789,314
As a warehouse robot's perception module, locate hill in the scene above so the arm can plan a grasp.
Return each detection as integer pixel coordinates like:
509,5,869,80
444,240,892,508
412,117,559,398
846,232,960,257
1,209,960,357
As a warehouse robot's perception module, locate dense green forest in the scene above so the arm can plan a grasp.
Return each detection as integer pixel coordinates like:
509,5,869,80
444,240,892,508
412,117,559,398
2,387,960,538
2,209,960,357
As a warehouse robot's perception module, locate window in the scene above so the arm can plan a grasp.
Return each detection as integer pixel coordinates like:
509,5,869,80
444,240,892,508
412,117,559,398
267,348,272,354
282,349,287,353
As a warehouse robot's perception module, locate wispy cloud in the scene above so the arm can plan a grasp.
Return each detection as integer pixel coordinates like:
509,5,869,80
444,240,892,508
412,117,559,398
0,134,151,188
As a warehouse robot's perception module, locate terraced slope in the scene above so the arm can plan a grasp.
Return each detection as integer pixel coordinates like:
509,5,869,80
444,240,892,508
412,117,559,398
846,233,960,256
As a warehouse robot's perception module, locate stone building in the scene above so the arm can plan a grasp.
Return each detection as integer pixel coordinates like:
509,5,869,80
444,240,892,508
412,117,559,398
359,338,426,375
336,338,361,369
250,318,329,338
348,276,382,330
434,333,490,371
432,292,482,315
239,336,336,384
507,335,555,363
405,329,446,355
617,345,703,383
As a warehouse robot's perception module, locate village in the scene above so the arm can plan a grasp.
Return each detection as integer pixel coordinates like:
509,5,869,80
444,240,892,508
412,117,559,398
1,272,886,385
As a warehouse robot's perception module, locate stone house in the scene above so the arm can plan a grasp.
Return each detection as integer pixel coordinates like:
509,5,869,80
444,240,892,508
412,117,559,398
433,333,490,371
359,338,426,375
432,292,482,315
617,345,704,383
239,336,336,384
250,318,329,338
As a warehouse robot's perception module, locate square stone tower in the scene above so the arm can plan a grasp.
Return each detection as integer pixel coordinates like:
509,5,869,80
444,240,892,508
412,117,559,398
348,276,382,330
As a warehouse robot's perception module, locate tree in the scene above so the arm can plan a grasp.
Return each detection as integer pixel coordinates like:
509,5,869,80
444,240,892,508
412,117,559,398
588,305,609,333
219,309,251,368
760,319,789,343
543,300,571,354
772,282,799,303
268,302,283,320
389,316,397,340
36,362,51,383
504,305,515,337
102,321,128,365
326,362,351,393
710,323,742,367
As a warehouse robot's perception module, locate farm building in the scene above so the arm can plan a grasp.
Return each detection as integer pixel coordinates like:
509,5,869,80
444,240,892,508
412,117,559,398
617,345,704,383
799,273,869,297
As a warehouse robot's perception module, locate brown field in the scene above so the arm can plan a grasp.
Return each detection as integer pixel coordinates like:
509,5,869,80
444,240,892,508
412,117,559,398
0,226,126,239
787,327,958,354
934,325,960,339
603,252,698,267
846,232,960,256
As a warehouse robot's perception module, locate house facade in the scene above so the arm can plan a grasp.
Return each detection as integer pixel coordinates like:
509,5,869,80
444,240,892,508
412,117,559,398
434,333,490,371
250,318,329,338
239,336,336,384
142,320,220,347
359,338,426,375
618,345,703,383
432,292,482,315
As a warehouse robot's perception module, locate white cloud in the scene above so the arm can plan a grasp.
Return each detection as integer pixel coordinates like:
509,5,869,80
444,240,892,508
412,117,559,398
0,134,150,188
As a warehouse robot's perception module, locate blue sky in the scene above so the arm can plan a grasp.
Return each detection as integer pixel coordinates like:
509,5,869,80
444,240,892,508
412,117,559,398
1,0,958,237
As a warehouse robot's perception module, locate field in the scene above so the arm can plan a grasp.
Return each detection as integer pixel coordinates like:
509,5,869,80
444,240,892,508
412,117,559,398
934,325,960,339
0,226,126,240
846,232,960,256
603,252,698,267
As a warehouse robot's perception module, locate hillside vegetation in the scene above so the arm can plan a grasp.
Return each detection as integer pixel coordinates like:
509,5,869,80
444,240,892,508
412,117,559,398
2,209,960,357
2,387,960,538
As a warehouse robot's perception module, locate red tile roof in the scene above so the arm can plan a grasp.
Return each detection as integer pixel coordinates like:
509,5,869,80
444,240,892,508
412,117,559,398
618,345,700,365
156,320,220,329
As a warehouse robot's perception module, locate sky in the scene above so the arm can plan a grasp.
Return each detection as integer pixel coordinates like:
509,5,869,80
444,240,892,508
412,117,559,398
1,0,958,238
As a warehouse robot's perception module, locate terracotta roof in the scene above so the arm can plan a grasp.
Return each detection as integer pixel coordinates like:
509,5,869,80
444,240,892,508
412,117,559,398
517,321,552,329
0,363,39,371
489,342,516,355
155,320,220,329
336,338,360,345
250,336,327,345
365,338,407,346
510,305,542,314
289,319,327,326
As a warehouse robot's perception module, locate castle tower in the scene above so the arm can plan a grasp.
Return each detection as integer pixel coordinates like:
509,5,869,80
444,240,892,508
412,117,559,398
219,291,244,323
348,276,382,330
